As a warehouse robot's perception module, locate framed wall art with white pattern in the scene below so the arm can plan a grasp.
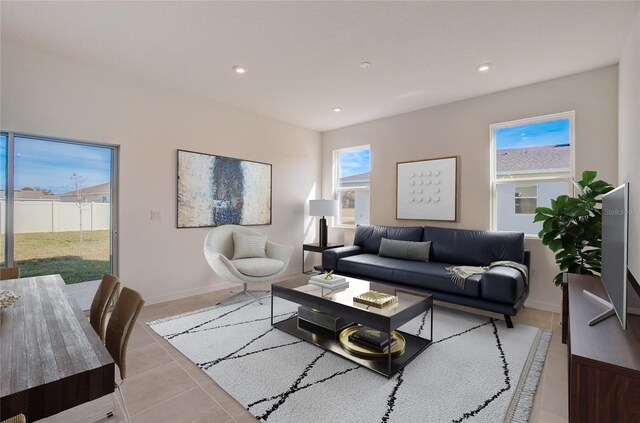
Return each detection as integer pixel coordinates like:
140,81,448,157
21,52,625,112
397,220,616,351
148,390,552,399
396,156,458,221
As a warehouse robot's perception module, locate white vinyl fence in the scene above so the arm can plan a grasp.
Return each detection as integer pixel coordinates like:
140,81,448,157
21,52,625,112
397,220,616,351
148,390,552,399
0,200,110,234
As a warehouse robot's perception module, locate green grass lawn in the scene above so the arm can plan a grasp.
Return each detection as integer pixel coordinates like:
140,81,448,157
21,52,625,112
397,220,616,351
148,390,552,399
6,230,111,284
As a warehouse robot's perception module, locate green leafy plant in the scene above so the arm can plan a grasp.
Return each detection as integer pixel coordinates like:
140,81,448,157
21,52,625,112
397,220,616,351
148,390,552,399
534,170,614,286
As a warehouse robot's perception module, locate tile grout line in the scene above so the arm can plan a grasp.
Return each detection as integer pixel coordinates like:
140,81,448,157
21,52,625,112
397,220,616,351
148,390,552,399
145,302,253,419
195,369,247,418
537,326,570,421
140,312,238,418
127,384,202,419
127,322,235,420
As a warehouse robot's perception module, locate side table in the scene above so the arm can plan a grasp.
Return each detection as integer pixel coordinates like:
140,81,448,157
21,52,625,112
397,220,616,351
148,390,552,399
302,243,344,274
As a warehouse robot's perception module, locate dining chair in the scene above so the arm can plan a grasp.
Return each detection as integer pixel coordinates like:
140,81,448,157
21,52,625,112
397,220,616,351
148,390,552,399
0,267,20,280
89,273,120,341
0,414,26,423
104,286,144,423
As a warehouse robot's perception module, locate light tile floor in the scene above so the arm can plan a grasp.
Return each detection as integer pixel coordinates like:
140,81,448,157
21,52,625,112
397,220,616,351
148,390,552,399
38,286,568,423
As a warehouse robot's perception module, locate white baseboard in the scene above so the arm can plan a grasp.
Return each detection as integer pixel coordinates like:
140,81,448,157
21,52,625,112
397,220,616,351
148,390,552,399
525,299,561,313
144,269,302,306
145,282,234,305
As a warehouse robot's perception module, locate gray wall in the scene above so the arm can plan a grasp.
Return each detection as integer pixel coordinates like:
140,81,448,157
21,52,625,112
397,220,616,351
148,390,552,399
322,66,619,311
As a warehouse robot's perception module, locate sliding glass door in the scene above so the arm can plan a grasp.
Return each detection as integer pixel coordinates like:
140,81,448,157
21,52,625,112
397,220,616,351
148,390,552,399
0,134,6,269
1,133,118,285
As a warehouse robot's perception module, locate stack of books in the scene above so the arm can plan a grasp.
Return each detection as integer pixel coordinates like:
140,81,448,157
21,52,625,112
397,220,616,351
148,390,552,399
348,327,397,352
309,274,348,290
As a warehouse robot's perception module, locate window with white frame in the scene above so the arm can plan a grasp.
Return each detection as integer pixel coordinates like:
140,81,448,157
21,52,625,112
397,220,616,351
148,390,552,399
334,145,370,226
491,112,574,236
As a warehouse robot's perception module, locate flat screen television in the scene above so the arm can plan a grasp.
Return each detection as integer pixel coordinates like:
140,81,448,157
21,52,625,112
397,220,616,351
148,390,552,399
587,182,640,329
600,183,630,329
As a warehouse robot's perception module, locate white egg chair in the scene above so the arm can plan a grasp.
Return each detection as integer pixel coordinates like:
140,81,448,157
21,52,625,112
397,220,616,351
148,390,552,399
204,225,293,304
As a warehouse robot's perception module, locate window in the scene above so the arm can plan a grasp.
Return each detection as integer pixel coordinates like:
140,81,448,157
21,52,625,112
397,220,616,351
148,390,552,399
515,185,537,214
491,112,574,236
0,132,119,285
334,145,370,226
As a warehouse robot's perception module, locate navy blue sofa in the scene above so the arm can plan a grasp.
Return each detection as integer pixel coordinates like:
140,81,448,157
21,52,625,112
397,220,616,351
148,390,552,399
322,225,530,327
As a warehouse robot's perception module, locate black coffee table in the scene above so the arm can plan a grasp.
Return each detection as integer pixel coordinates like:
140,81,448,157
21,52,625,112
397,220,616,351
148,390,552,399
271,274,433,377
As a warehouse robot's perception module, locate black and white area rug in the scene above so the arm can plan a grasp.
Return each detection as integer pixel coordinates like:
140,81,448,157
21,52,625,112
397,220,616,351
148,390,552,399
148,296,550,423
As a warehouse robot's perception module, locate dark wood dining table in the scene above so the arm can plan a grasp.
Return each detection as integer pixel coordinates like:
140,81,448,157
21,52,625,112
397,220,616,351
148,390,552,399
0,274,115,422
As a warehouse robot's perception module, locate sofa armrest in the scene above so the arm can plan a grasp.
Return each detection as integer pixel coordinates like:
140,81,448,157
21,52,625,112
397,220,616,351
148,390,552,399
322,246,363,271
480,267,527,305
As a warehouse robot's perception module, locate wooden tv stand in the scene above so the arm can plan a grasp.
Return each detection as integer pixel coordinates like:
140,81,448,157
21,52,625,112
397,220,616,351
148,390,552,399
566,273,640,422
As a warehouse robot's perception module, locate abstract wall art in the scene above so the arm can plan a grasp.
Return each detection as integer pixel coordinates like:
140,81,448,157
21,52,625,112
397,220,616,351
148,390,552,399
177,149,272,228
396,156,458,221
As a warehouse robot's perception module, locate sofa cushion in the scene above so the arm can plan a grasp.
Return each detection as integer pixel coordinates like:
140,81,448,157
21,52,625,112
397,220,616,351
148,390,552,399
354,225,423,254
337,254,480,298
337,254,397,281
480,267,526,304
379,238,431,262
422,226,525,266
390,260,481,298
231,258,284,277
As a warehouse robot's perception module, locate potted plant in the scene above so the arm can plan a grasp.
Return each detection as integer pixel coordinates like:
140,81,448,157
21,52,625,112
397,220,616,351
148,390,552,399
534,170,613,340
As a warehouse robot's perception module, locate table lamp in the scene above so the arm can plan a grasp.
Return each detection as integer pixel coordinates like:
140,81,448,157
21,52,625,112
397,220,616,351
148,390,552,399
309,199,338,247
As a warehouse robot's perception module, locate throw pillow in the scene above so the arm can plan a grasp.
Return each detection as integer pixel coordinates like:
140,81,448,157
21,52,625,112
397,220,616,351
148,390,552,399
378,238,431,262
232,232,268,260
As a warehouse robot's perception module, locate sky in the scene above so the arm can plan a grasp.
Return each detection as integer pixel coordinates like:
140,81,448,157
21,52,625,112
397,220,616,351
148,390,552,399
0,136,112,194
496,119,570,150
339,147,370,178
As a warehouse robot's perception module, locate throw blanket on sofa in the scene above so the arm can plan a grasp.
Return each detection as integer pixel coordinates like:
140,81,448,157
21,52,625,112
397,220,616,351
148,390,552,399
446,261,529,290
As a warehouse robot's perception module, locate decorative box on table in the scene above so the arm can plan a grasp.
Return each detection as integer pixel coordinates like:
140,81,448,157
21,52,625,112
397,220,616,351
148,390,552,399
298,306,352,333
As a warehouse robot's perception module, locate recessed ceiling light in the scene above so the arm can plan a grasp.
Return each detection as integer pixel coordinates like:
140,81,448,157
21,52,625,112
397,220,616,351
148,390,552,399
478,63,491,72
360,62,372,69
233,65,247,74
333,107,342,112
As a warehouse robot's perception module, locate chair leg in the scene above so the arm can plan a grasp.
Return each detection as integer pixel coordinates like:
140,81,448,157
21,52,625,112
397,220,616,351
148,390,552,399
216,289,249,305
216,283,270,305
247,289,271,305
109,392,117,417
116,380,132,423
85,392,117,422
244,289,259,302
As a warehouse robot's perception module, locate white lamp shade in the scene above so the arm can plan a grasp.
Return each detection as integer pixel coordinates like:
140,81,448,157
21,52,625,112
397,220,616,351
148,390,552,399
309,200,338,217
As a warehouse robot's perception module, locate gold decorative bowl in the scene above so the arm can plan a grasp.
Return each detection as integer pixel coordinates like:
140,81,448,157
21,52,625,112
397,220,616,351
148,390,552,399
339,325,405,358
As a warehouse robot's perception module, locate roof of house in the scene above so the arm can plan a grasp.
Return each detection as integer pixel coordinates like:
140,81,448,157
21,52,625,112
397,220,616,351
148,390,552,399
60,182,110,197
0,190,60,200
17,190,60,200
339,172,370,185
496,145,570,174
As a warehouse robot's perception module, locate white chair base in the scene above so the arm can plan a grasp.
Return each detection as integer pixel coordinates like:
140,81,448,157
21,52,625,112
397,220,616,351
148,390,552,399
217,282,270,305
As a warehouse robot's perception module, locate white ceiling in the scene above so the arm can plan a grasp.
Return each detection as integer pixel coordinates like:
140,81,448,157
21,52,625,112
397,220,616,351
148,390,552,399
2,1,639,132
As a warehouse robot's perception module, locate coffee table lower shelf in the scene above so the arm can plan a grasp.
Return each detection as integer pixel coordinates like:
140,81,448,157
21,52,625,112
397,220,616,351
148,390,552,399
273,316,431,378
